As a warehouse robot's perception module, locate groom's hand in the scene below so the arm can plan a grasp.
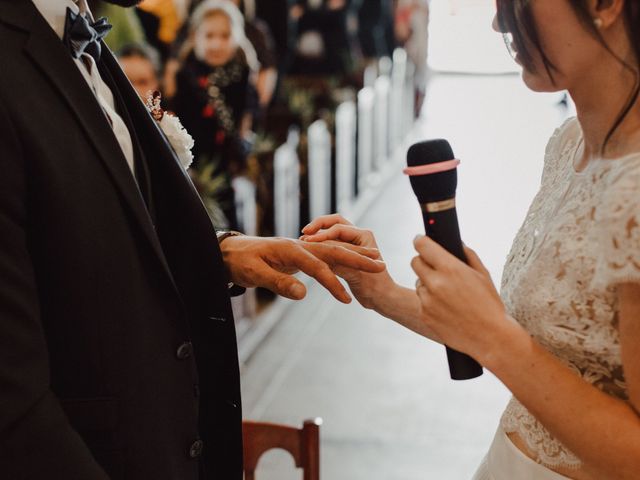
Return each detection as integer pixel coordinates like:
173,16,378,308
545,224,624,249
220,236,385,303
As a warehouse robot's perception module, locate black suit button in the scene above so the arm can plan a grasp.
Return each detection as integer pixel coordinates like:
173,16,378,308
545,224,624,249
176,342,193,360
208,315,227,323
188,439,204,458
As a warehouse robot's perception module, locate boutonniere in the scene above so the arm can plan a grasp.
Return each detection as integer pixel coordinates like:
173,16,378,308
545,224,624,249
145,91,195,170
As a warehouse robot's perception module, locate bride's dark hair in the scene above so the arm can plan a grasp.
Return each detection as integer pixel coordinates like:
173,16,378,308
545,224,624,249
496,0,640,152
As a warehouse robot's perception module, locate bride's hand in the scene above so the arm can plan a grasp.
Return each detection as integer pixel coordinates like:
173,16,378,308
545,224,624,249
411,235,518,360
301,214,396,309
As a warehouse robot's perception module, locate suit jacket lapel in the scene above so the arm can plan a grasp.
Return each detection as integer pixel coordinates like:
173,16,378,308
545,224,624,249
5,1,180,293
98,47,197,191
97,57,157,221
98,50,234,303
98,47,222,244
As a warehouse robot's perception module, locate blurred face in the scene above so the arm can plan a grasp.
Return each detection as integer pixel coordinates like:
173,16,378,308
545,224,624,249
194,12,237,67
493,0,607,93
120,56,159,99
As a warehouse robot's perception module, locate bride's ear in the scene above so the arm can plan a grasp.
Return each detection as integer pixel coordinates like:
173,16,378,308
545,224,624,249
590,0,625,29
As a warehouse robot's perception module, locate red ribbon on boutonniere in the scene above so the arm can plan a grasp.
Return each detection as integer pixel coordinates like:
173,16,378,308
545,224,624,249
147,90,164,121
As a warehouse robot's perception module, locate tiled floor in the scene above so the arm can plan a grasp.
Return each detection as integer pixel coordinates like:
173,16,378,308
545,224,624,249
240,72,573,479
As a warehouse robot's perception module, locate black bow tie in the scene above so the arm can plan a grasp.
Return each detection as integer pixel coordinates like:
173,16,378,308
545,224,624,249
63,7,112,63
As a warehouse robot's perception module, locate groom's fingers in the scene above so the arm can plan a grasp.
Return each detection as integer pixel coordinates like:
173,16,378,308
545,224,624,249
254,269,308,300
301,214,352,235
274,244,353,304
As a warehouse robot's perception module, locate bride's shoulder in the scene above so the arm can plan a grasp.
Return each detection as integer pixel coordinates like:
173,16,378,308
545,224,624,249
539,117,580,182
545,117,580,158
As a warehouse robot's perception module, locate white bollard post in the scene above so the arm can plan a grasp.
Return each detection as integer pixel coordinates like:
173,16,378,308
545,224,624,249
357,87,375,193
335,101,356,214
274,127,300,239
232,176,257,236
391,48,408,151
374,74,391,170
307,119,332,220
404,60,416,135
378,56,392,77
363,63,378,88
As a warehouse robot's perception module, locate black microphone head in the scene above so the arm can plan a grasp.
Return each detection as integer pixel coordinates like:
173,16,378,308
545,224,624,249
407,139,457,203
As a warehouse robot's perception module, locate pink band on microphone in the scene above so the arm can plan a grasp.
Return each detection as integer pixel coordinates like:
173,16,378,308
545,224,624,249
403,159,461,176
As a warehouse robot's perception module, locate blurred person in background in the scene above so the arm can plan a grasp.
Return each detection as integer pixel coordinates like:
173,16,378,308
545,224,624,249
170,0,259,230
255,0,289,70
89,0,147,52
303,1,640,479
135,0,182,60
230,0,278,111
117,43,163,99
288,0,360,76
356,0,395,60
395,0,429,116
166,0,277,113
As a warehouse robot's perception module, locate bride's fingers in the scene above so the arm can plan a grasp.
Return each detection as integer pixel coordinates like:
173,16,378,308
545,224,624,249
302,214,353,235
323,240,381,259
463,245,491,278
301,224,374,247
301,224,358,242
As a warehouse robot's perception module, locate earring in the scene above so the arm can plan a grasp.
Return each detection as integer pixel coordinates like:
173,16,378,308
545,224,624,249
593,17,604,29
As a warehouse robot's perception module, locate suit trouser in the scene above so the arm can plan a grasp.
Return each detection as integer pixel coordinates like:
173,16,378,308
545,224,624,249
472,429,573,480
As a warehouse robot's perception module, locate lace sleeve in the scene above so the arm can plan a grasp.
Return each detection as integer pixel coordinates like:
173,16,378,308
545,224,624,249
592,155,640,291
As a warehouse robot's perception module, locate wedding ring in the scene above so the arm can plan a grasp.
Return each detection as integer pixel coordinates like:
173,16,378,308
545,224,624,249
415,279,423,290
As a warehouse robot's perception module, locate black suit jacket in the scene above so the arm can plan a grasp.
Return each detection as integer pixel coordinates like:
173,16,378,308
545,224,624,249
0,2,242,479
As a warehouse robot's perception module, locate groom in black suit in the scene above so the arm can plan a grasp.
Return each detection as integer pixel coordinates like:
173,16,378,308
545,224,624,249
0,1,383,479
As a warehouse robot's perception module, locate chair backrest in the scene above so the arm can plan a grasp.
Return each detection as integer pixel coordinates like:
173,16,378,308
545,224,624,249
243,418,322,480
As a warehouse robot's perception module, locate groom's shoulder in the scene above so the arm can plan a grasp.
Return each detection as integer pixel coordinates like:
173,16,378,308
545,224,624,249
0,0,33,32
0,0,33,61
0,1,49,93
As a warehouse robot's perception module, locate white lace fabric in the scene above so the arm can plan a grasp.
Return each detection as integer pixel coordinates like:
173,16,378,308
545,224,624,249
498,118,640,469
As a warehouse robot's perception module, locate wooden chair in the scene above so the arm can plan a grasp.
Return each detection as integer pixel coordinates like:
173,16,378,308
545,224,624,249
242,418,322,480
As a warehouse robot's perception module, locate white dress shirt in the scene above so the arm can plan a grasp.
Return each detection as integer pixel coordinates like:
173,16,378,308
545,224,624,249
31,0,136,176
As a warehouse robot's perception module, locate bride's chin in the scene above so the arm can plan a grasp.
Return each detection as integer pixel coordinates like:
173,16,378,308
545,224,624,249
521,69,559,93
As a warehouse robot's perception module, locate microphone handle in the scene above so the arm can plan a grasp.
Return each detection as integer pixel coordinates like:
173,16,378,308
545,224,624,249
421,203,484,380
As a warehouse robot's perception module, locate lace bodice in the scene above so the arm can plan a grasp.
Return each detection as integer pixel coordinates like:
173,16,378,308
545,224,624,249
499,117,640,469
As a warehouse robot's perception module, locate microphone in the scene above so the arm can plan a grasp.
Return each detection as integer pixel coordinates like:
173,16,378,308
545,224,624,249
404,139,483,381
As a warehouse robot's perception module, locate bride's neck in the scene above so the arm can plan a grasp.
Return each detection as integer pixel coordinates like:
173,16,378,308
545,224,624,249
571,68,640,163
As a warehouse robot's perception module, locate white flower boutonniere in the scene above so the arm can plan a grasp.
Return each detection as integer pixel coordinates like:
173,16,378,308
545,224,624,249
145,91,195,170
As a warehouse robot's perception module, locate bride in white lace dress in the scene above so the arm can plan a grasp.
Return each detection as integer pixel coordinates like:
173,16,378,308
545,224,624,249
302,1,640,479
